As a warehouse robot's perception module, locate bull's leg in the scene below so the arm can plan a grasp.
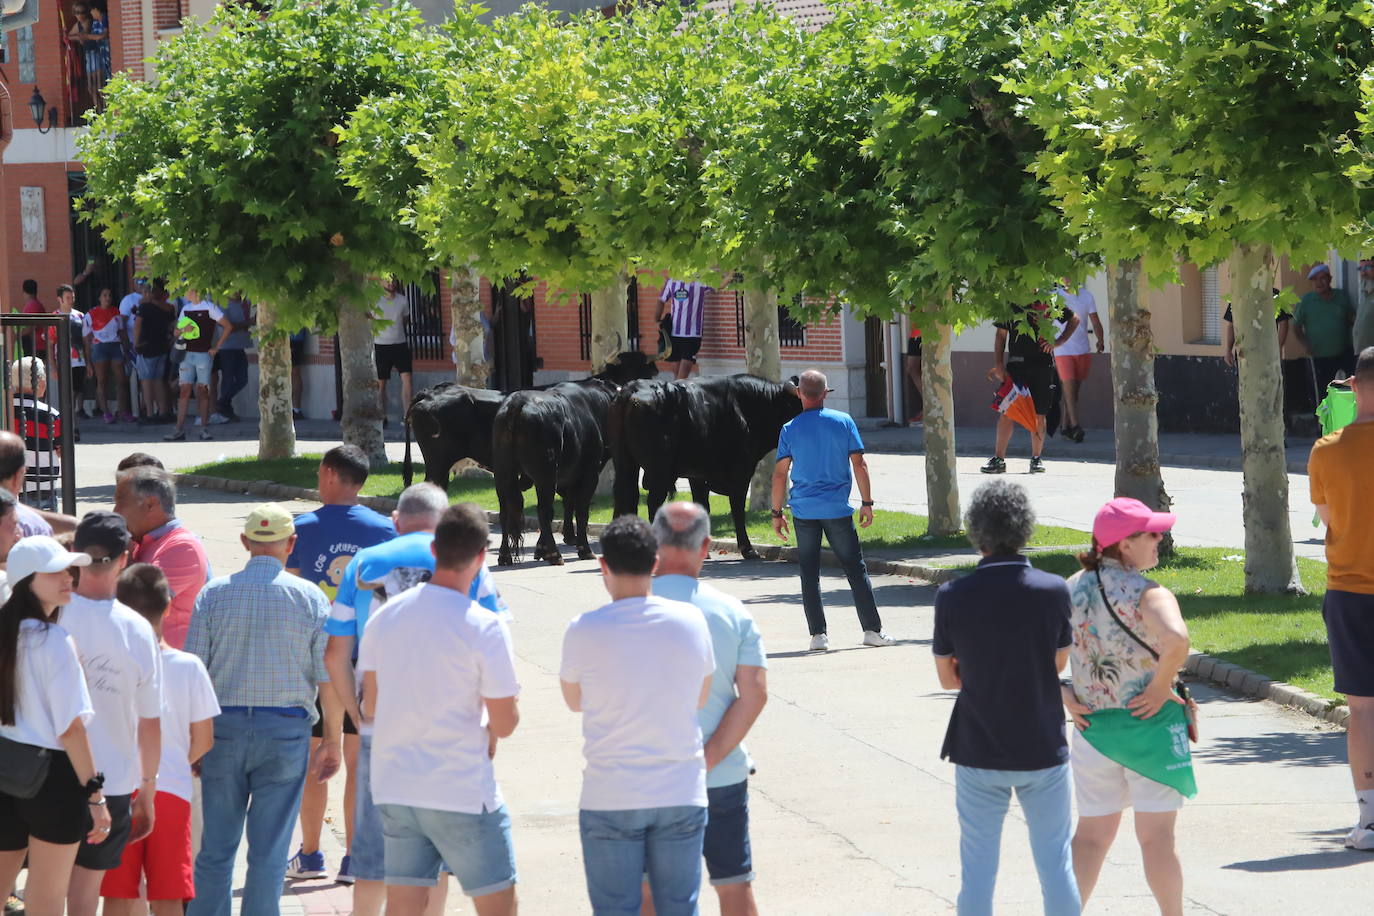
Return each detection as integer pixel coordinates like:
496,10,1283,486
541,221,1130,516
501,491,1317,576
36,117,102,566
494,471,524,567
689,479,711,511
563,504,577,546
729,487,759,560
612,452,641,518
533,481,563,566
574,493,596,561
645,477,674,524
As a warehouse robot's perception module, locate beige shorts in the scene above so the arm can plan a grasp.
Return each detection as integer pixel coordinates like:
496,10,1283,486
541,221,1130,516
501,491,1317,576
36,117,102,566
1071,729,1185,817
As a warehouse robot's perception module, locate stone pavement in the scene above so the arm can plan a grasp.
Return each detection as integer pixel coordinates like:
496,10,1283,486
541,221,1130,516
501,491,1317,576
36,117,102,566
60,452,1370,914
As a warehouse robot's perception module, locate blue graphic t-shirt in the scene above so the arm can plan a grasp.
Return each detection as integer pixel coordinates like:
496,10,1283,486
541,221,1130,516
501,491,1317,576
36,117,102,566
286,504,396,602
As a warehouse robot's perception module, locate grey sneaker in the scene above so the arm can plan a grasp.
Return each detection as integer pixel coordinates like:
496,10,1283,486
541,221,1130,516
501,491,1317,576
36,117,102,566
980,456,1006,474
808,634,829,652
1029,457,1046,474
862,631,896,647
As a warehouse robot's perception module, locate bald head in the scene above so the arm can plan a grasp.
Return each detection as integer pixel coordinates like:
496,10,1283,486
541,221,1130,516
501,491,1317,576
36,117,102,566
0,431,26,493
798,369,829,403
1353,346,1374,416
652,501,711,577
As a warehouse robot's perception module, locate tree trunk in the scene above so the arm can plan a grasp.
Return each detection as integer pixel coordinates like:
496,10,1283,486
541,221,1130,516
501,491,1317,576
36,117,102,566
921,322,960,535
1229,243,1304,594
336,304,387,466
589,269,630,373
450,264,488,388
255,301,296,460
744,284,782,510
1107,258,1173,550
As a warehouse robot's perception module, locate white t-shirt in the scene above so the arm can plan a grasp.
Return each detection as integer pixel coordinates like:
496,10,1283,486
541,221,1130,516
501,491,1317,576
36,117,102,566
119,291,142,336
59,595,163,795
0,571,10,604
559,595,715,810
0,619,93,751
358,583,520,814
156,647,221,803
1053,287,1098,357
374,293,410,345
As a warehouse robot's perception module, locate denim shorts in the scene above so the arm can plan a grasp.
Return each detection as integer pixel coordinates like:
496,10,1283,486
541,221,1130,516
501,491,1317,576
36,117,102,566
178,351,213,386
704,781,753,885
92,341,124,363
378,802,516,897
135,354,167,381
350,736,390,883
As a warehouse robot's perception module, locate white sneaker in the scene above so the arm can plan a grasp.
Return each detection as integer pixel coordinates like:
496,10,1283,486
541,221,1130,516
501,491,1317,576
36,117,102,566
193,416,203,427
207,413,230,425
862,631,896,647
808,634,829,652
1345,824,1374,850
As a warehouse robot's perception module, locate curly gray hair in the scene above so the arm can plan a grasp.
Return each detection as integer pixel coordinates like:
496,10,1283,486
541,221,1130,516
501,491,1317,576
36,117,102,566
964,480,1035,556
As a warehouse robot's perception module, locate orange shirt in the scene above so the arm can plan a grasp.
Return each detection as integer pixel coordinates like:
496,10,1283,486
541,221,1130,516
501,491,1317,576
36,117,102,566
1309,421,1374,594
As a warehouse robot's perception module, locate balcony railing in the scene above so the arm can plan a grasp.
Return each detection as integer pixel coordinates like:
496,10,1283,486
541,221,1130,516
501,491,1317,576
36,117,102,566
60,2,112,125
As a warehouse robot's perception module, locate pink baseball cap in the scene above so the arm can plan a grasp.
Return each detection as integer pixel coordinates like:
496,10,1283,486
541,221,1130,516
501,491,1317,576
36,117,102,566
1092,497,1176,550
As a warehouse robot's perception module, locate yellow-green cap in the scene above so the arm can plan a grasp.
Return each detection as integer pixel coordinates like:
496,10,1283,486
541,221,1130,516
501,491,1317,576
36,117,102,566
244,503,295,542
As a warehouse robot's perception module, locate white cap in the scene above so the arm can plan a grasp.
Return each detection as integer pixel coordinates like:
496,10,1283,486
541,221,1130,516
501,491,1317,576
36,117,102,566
7,536,91,584
1308,264,1331,279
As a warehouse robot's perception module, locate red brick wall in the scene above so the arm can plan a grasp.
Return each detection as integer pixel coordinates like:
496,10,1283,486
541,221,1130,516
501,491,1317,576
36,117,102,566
152,0,181,31
1,163,79,311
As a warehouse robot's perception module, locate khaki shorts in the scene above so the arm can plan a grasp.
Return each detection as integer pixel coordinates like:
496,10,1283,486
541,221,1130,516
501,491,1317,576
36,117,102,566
1071,728,1185,817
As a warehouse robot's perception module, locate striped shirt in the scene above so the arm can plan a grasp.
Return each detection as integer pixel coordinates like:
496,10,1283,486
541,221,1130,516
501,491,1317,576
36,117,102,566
13,396,61,494
184,555,331,723
660,280,712,338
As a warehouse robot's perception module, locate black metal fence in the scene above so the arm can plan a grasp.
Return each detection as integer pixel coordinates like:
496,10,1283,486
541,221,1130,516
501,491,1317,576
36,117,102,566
0,314,78,517
404,270,445,361
734,292,808,348
577,281,642,359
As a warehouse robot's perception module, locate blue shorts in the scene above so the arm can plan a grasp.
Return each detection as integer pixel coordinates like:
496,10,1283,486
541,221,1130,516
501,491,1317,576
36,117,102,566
1323,589,1374,697
178,351,213,386
378,803,516,898
135,354,167,381
92,341,123,363
704,781,753,885
350,736,391,883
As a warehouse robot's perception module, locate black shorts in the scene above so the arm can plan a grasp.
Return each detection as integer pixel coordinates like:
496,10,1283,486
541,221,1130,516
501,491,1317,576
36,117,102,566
670,335,702,363
290,338,306,366
1323,589,1374,696
310,695,358,738
907,336,922,358
703,780,753,885
75,793,133,870
1008,360,1055,415
0,749,88,848
375,343,413,379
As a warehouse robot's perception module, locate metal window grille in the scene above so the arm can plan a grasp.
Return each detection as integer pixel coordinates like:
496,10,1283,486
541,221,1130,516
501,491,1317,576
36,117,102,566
578,293,592,361
733,292,807,348
1201,266,1221,345
626,277,640,353
0,314,78,516
403,270,444,361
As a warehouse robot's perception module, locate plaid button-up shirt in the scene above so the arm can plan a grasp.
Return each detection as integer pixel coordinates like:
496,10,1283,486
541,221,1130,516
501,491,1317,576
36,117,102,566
185,555,330,723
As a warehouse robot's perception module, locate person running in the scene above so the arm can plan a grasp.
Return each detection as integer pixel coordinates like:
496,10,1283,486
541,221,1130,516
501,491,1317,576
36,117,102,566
658,279,713,380
0,537,107,916
166,289,232,442
184,504,341,916
114,467,209,650
770,369,893,652
359,503,520,916
60,513,162,916
650,502,768,916
1052,280,1104,443
932,481,1078,915
85,288,134,424
1309,345,1374,850
984,300,1078,474
285,445,395,884
1061,498,1194,916
100,564,220,916
560,515,715,916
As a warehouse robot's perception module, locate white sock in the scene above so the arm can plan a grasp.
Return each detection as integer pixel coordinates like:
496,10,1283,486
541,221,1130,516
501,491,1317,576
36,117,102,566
1357,789,1374,827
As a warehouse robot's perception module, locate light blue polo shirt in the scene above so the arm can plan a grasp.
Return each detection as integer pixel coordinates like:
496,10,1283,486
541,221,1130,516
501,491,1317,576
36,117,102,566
653,574,767,789
776,406,864,519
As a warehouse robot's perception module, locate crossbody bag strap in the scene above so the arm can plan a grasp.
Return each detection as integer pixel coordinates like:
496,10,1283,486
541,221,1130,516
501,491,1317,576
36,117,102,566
1096,571,1192,704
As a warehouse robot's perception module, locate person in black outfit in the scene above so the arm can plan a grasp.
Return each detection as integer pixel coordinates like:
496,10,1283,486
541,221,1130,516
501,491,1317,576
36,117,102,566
983,301,1078,475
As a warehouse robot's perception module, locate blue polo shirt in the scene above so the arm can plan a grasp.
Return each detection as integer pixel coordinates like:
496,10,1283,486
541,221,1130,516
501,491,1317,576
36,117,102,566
932,555,1072,771
776,407,864,519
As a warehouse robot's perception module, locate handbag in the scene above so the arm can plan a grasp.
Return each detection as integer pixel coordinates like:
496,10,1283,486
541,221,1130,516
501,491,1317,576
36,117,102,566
1096,572,1198,742
0,734,52,799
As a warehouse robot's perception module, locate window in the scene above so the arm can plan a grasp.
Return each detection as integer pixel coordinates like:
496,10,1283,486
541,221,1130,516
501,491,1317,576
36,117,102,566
402,271,444,361
1200,266,1221,345
733,292,807,348
16,25,34,83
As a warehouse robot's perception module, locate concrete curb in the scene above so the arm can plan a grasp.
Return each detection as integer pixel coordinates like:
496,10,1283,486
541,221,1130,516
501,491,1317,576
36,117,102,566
175,471,1347,729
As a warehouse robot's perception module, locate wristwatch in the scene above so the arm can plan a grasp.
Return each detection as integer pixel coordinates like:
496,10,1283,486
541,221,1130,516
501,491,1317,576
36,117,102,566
770,508,784,519
861,500,874,507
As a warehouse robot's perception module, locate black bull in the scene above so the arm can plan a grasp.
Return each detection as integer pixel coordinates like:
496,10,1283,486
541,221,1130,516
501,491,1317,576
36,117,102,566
608,375,802,559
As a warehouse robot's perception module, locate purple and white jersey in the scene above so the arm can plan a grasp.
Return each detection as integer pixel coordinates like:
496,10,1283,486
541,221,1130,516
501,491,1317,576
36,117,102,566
660,280,712,338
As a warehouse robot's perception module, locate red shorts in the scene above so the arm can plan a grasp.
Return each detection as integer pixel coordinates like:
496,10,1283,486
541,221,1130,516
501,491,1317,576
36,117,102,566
100,791,195,901
1055,353,1093,381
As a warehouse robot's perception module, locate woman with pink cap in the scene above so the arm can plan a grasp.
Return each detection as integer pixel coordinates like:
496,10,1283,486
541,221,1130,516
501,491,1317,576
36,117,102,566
1061,498,1195,915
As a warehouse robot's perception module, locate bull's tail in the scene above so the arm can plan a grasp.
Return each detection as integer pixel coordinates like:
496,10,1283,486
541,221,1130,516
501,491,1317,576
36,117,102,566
403,408,414,487
492,412,526,563
608,405,640,518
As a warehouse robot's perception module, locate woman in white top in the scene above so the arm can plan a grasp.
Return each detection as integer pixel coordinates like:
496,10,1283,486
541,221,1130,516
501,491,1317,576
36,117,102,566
0,537,108,916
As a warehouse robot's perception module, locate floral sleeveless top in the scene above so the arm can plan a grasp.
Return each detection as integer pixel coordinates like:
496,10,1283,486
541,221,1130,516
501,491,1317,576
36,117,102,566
1067,558,1161,712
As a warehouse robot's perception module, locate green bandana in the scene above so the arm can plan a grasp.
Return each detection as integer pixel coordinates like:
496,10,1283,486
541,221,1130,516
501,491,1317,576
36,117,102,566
1081,702,1197,799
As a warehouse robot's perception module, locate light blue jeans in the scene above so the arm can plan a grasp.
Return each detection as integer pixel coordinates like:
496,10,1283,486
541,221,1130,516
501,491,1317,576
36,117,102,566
579,806,707,915
187,708,311,916
954,764,1079,916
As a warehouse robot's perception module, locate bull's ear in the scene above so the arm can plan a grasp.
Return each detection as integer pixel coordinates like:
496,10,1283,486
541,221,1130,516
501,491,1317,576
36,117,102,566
786,376,800,390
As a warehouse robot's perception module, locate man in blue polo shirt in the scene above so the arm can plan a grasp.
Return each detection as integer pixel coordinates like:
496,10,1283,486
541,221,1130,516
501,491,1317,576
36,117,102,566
770,369,893,652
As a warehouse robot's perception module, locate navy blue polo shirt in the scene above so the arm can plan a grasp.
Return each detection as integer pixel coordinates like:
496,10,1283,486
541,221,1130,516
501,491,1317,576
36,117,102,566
932,555,1072,771
776,407,864,519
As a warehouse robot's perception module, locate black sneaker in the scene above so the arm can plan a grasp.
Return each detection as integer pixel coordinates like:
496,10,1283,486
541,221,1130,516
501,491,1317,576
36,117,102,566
980,456,1006,474
1029,457,1046,473
1069,426,1086,443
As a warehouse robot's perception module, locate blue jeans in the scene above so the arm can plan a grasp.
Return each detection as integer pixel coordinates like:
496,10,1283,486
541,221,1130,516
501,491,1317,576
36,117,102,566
579,806,707,915
187,709,311,916
954,764,1079,916
793,515,882,635
215,349,249,415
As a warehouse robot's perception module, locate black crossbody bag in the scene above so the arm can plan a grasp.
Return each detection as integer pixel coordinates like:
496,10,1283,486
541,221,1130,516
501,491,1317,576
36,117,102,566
0,734,51,799
1097,572,1198,742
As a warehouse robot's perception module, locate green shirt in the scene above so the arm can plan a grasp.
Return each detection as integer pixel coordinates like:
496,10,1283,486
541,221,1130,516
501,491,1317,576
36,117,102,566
1355,298,1374,355
1294,288,1355,358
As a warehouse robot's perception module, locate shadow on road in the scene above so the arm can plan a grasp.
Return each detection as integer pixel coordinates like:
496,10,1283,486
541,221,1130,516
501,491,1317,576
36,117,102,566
1193,731,1347,768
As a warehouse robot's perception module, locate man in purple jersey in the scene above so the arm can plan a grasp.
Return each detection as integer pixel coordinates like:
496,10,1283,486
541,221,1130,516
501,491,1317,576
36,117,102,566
658,279,713,380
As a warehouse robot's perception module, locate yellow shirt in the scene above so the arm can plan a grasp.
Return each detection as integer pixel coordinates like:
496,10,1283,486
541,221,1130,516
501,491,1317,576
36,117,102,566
1309,421,1374,594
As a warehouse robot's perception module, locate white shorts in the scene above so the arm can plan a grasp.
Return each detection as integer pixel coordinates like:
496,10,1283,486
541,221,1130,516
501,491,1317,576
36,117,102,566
1071,729,1185,817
